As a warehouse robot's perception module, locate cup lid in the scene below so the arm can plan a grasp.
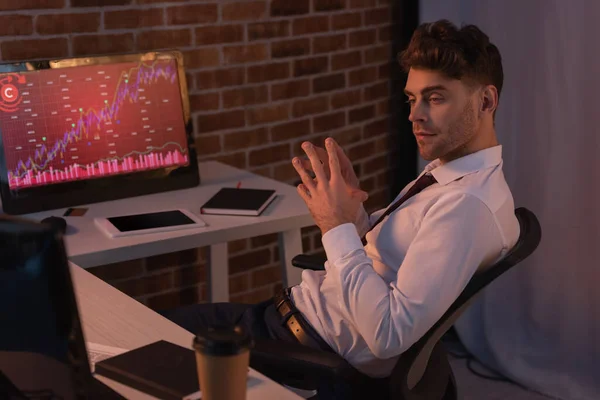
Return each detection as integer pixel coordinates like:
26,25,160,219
193,325,253,356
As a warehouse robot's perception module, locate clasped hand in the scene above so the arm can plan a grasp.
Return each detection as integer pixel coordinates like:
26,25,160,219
293,138,368,235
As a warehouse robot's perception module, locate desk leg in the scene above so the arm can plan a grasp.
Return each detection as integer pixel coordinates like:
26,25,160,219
279,229,303,288
208,243,229,303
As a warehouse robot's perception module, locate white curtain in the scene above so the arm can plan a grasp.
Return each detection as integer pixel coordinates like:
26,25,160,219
419,1,600,399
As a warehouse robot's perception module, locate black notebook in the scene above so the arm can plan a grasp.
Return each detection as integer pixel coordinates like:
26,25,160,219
200,187,277,216
95,340,201,400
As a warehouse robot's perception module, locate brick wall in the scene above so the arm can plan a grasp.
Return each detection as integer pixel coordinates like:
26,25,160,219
0,0,397,309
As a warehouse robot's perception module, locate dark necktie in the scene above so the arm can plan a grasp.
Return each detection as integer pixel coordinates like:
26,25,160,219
361,173,437,245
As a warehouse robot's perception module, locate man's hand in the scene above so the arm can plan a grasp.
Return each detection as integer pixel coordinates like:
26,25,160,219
293,138,368,235
299,139,361,190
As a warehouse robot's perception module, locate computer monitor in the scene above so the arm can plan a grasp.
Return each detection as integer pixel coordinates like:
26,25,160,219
0,216,122,399
0,51,200,215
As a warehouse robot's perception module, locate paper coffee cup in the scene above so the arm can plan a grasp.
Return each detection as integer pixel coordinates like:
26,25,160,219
193,325,253,400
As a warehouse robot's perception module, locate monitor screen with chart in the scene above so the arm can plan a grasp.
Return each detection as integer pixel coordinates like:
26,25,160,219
0,51,200,215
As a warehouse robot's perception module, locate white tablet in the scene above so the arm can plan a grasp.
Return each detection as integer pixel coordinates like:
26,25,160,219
94,209,207,238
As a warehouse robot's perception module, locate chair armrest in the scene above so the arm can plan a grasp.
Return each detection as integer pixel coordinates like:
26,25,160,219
291,254,326,271
250,339,364,389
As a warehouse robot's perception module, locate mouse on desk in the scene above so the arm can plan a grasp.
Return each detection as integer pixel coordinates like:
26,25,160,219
41,216,67,234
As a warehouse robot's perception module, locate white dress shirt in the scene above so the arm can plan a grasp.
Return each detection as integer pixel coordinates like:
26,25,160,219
290,145,521,378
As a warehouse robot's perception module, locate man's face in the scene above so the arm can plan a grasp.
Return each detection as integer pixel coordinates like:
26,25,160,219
404,68,481,162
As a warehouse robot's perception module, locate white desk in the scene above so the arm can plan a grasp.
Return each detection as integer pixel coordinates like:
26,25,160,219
20,161,314,302
71,262,303,399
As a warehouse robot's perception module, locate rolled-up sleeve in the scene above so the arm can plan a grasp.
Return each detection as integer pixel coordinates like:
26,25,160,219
321,192,503,359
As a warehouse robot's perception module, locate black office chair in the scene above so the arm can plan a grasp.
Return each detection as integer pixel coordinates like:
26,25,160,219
250,207,542,400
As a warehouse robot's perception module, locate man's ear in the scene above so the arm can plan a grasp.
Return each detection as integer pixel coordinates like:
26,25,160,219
480,85,498,115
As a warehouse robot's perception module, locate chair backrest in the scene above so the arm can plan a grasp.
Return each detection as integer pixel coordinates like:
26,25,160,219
393,207,542,393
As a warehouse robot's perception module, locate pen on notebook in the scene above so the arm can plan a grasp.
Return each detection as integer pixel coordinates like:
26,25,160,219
236,181,242,189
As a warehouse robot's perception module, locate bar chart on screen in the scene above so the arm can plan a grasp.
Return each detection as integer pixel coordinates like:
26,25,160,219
0,58,190,189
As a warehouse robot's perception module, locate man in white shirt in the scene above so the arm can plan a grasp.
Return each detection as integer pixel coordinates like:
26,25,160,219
163,19,520,398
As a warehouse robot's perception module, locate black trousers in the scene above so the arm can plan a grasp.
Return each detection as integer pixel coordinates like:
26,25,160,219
160,299,353,400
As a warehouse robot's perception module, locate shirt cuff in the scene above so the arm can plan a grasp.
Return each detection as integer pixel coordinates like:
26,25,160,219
321,222,364,263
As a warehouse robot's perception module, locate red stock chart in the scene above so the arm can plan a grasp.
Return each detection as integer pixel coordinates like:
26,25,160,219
0,58,189,189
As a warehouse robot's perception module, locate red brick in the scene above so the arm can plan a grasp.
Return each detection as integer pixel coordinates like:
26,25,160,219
312,33,347,54
331,50,362,70
223,1,266,21
364,81,389,101
349,0,377,7
195,25,244,45
173,264,206,285
360,176,376,192
332,12,362,30
271,119,311,141
251,266,282,287
293,96,329,118
349,104,375,123
182,48,220,69
196,68,245,89
214,152,247,169
72,0,129,5
294,56,328,77
197,110,245,133
314,111,346,132
230,248,272,274
248,21,289,40
228,239,248,255
0,0,64,10
73,34,133,56
331,88,361,109
349,66,378,86
137,29,191,51
222,85,269,108
0,15,33,36
375,135,390,152
246,104,290,125
293,16,330,35
271,38,310,58
249,143,291,166
330,126,362,146
364,154,387,174
251,233,279,247
378,25,391,42
348,140,376,160
224,127,269,151
1,38,68,61
223,44,268,64
88,259,144,282
271,79,310,101
167,4,218,25
247,62,289,83
104,8,162,30
273,162,298,181
365,44,389,63
137,0,181,3
114,272,173,298
229,274,249,294
378,62,390,79
270,0,309,16
314,0,345,11
195,135,222,156
376,99,388,116
189,92,219,112
313,73,345,93
146,249,199,271
365,7,390,25
363,117,388,138
349,28,377,47
146,287,200,310
38,13,100,34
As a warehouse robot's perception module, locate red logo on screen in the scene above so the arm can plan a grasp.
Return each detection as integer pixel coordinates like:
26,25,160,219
0,73,26,112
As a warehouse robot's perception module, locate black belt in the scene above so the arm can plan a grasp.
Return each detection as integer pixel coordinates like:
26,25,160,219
273,287,334,352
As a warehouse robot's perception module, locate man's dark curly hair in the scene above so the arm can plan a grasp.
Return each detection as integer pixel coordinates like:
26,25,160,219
399,19,503,99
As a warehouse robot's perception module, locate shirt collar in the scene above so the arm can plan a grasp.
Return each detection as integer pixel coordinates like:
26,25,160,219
422,145,503,186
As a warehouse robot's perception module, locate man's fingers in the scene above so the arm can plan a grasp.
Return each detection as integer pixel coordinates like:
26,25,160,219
302,142,327,183
325,138,342,179
292,157,316,191
296,183,311,202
